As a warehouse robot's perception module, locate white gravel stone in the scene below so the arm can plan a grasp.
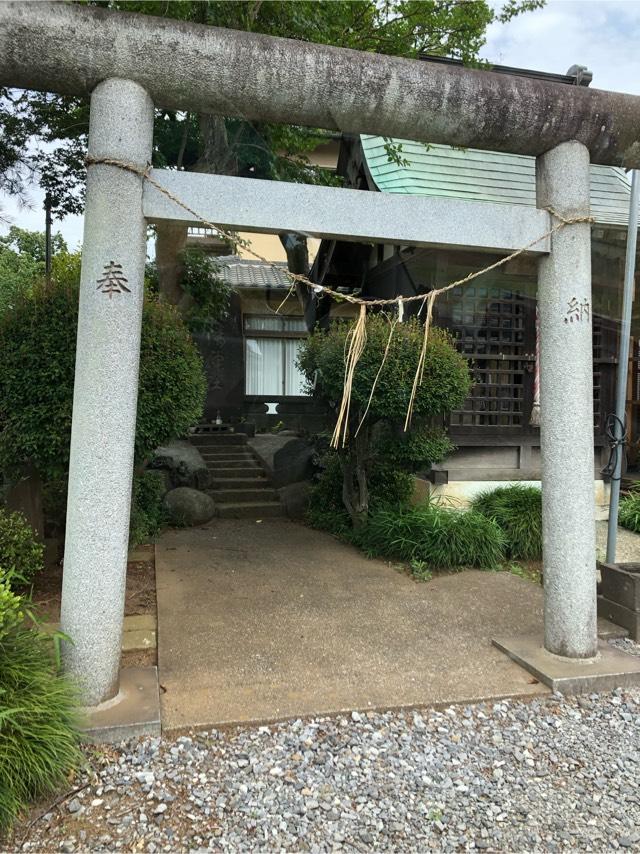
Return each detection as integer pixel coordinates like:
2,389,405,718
8,689,640,852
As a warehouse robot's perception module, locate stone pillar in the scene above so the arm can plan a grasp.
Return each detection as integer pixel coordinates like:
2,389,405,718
60,78,153,705
536,140,598,659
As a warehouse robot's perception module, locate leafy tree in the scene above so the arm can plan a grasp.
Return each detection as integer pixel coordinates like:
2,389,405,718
0,226,66,264
0,0,543,304
0,226,67,313
298,314,471,527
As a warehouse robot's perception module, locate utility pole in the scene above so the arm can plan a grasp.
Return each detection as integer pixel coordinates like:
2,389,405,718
44,192,52,285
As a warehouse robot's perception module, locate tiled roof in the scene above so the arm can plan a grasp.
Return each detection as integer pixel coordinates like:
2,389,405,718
361,136,632,227
216,255,291,289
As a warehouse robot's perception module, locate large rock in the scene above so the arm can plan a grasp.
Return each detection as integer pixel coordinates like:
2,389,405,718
278,481,312,520
164,487,216,527
249,435,314,488
150,440,210,490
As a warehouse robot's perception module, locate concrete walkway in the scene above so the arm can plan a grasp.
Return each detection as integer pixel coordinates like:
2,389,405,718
596,519,640,563
156,520,550,731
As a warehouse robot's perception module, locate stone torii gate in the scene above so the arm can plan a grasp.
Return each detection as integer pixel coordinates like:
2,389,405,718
2,2,640,714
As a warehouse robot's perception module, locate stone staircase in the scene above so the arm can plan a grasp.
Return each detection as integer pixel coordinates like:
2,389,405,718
189,431,283,519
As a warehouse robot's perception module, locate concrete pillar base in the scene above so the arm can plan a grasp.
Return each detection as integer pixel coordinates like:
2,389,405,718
492,635,640,694
80,667,161,744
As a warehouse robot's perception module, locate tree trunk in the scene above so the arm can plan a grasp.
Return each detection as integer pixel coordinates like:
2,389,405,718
279,231,312,314
156,113,237,305
6,464,45,540
155,220,188,305
339,421,370,529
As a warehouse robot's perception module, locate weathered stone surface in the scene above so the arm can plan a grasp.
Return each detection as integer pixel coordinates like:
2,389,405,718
164,487,216,527
151,440,210,490
145,170,552,256
536,141,597,659
278,481,312,520
493,634,640,693
59,78,154,706
249,435,314,488
3,2,640,166
599,562,640,612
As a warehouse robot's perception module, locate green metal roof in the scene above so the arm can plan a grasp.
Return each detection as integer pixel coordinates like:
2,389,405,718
361,135,632,227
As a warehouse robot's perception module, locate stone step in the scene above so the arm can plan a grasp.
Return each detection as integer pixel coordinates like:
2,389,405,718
206,459,262,470
204,454,257,468
190,433,247,447
211,476,268,488
217,501,284,519
198,452,255,460
211,487,278,502
201,452,257,462
211,466,265,478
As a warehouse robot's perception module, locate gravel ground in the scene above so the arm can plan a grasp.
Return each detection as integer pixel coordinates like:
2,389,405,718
610,637,640,657
9,685,640,853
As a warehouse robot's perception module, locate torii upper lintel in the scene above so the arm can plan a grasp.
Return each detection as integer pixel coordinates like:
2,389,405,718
1,1,640,168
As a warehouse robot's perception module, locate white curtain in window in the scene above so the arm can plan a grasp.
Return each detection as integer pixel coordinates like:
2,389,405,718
244,316,307,333
245,338,283,395
245,316,284,332
284,339,307,395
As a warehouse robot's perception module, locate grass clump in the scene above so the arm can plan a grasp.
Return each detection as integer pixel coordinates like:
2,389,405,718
0,618,82,833
355,503,506,571
0,520,82,835
619,488,640,534
471,485,542,560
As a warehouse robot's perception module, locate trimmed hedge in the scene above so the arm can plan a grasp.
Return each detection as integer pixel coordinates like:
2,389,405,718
0,280,206,482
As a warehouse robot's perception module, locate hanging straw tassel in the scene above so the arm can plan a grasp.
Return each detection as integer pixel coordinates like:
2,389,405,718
331,303,368,448
355,314,398,437
404,292,436,431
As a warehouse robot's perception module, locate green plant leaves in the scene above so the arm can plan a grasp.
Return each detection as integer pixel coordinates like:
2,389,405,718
0,627,82,832
0,278,206,482
354,503,506,570
471,485,542,561
0,509,44,591
619,488,640,534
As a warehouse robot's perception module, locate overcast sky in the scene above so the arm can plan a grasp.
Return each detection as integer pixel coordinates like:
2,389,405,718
1,0,638,250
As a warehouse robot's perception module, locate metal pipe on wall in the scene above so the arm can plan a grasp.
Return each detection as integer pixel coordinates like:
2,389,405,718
605,170,640,564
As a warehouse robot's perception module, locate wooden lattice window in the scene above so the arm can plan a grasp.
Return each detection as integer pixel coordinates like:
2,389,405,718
437,285,532,429
436,282,614,435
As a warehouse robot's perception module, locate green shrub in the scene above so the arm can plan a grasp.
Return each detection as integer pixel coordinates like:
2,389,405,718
297,315,471,528
0,280,206,482
306,452,413,536
355,503,506,570
129,470,167,547
135,299,207,463
0,508,44,589
298,316,472,423
0,625,82,833
0,581,24,639
471,485,542,560
374,426,455,472
619,488,640,533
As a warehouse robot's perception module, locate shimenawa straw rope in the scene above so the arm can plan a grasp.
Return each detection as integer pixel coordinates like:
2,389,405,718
85,156,594,446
